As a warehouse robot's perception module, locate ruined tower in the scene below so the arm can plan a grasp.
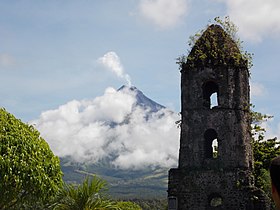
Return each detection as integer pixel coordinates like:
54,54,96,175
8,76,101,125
168,25,270,210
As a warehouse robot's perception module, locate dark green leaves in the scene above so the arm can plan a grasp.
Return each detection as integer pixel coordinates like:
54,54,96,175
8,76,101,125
54,176,120,210
0,108,63,209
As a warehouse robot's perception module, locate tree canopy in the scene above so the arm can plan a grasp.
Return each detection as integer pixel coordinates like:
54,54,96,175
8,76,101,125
0,108,63,209
251,108,280,197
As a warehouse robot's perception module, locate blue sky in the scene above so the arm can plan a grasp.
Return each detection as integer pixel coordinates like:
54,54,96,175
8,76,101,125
1,0,280,143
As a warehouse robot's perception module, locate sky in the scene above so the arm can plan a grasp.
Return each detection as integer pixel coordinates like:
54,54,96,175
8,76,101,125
1,0,280,169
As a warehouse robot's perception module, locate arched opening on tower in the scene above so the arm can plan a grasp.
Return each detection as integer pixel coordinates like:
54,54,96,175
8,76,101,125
204,129,218,159
210,92,218,109
202,81,219,109
212,138,218,159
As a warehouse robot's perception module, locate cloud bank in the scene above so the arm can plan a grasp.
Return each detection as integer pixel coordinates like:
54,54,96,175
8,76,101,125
98,51,132,86
224,0,280,42
33,87,180,170
138,0,189,29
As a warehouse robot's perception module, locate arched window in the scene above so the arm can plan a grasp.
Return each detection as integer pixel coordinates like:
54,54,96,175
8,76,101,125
202,81,219,109
204,129,218,159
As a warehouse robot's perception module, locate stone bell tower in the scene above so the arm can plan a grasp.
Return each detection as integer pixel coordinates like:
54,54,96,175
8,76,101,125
168,25,270,210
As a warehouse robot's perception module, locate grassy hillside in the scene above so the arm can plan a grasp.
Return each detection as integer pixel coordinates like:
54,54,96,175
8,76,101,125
60,157,169,199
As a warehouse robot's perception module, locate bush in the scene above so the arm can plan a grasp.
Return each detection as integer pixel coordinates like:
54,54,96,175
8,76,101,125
0,108,63,209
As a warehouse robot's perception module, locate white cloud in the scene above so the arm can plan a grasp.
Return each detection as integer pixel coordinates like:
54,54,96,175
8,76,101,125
111,107,179,169
276,123,280,140
257,117,279,141
138,0,189,29
250,82,266,97
98,51,131,86
224,0,280,42
32,86,180,169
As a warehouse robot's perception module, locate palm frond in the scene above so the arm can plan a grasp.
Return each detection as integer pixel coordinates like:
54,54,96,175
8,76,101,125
53,175,120,210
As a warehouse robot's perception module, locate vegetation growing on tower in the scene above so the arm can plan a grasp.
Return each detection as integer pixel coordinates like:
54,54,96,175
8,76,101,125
177,16,253,72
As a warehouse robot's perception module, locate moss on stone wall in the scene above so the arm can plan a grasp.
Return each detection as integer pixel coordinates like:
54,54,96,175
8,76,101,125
185,24,247,69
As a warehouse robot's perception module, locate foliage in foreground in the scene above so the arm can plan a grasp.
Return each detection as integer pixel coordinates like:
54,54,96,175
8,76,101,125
55,173,168,210
0,108,63,209
0,108,146,209
54,175,142,210
53,176,119,210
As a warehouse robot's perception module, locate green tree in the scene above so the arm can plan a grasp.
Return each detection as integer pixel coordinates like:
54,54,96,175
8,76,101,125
251,108,280,196
54,176,120,210
0,108,63,209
